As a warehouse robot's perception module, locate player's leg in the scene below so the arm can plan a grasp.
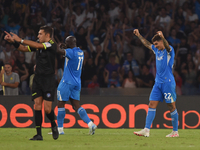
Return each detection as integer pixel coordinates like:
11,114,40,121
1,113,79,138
57,101,66,134
48,100,66,135
52,82,71,135
42,75,58,140
70,98,97,135
44,100,59,140
69,98,90,122
29,76,44,140
134,83,162,137
134,101,159,137
166,103,179,137
145,100,159,130
163,81,179,137
29,96,43,140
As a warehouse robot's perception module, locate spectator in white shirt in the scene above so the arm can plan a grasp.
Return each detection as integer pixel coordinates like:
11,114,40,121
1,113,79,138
73,6,86,28
184,8,198,24
155,7,171,28
83,1,97,29
108,1,120,24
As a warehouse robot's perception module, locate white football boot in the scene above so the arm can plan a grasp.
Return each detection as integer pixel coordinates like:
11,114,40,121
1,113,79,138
134,128,150,137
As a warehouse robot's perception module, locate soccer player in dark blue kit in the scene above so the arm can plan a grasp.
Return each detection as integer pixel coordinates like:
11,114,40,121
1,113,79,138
133,29,179,137
54,36,97,135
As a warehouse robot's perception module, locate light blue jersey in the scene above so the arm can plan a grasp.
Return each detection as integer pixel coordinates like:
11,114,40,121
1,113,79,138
150,45,176,103
62,47,84,86
57,47,84,101
151,45,175,83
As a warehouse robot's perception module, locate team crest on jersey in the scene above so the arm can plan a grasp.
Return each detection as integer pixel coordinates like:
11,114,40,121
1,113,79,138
47,93,51,98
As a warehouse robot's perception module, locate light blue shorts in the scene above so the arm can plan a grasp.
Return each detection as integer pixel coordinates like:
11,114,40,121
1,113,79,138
57,82,80,101
149,81,176,103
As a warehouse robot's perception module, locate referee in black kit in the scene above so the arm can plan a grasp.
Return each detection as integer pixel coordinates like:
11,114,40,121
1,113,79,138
4,26,59,141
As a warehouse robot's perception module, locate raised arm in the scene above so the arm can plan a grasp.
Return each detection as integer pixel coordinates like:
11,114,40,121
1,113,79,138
85,25,95,53
4,31,30,52
10,32,45,49
157,31,171,52
4,31,46,52
124,0,129,22
133,29,152,51
69,0,73,13
57,43,66,55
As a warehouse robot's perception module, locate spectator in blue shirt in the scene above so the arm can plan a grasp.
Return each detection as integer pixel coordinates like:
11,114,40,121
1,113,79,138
104,70,122,88
122,52,140,78
105,54,120,79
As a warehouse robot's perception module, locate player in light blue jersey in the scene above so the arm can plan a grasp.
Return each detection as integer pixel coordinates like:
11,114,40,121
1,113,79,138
133,29,179,137
49,36,97,135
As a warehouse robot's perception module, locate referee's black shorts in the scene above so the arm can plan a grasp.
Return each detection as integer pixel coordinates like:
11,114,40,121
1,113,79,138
32,74,56,101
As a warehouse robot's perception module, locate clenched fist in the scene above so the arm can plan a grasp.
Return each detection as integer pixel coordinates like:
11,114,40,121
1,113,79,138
157,31,164,38
133,29,140,37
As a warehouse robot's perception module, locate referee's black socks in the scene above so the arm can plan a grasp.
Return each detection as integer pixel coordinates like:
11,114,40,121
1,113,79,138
35,110,42,136
46,110,56,127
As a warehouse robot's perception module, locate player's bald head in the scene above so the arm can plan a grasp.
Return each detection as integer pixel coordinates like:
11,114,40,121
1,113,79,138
65,36,76,48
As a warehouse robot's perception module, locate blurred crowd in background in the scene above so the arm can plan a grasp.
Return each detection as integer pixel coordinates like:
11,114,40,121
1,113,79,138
0,0,200,95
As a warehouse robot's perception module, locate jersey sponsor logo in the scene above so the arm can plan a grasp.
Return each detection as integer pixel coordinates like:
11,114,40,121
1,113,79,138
10,77,13,80
78,52,83,55
44,42,52,48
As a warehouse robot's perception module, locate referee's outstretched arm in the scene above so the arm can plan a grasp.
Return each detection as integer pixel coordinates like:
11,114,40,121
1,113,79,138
4,31,45,52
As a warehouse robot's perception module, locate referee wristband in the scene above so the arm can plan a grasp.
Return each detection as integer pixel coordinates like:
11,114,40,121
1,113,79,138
21,39,24,44
13,41,20,49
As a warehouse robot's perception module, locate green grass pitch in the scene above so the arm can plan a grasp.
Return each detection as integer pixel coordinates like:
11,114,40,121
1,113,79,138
0,128,199,150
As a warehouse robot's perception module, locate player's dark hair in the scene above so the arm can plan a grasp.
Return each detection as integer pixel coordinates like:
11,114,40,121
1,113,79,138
40,25,53,37
152,34,162,43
